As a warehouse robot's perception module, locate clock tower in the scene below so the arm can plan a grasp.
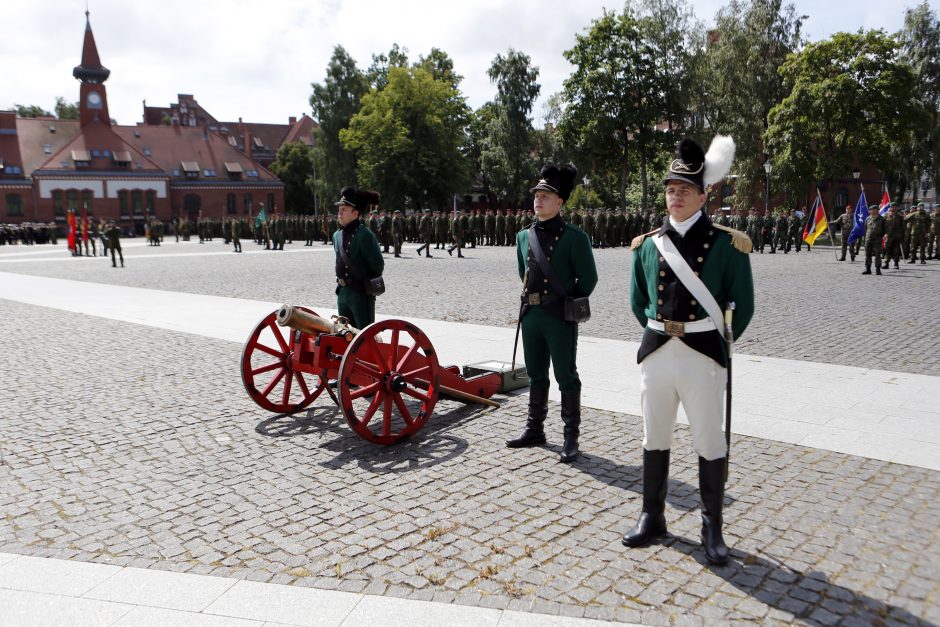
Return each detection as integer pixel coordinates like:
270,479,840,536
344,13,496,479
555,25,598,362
73,11,111,128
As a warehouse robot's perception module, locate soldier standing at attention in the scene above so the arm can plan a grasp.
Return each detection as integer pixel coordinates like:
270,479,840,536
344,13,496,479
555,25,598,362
928,203,940,260
882,205,903,269
105,221,123,268
507,163,597,463
906,202,930,264
495,209,506,246
333,187,384,329
583,209,595,247
862,204,886,275
391,209,404,258
623,136,753,565
231,217,242,253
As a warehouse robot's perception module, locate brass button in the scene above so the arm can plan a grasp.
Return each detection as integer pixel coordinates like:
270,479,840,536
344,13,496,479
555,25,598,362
656,314,663,320
659,271,666,277
697,257,704,262
694,271,700,277
689,314,696,320
691,299,697,305
709,230,714,235
543,279,548,283
658,285,664,292
657,299,663,305
704,243,710,248
543,290,548,294
658,256,664,262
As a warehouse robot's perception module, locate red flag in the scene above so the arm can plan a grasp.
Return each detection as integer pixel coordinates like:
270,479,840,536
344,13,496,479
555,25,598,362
67,210,76,251
878,186,892,216
802,190,828,245
82,207,89,242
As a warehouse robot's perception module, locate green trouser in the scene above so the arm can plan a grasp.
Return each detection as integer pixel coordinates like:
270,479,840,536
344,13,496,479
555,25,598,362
337,286,376,330
521,305,581,392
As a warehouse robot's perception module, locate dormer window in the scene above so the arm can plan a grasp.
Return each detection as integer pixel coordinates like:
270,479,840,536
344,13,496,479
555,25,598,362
71,149,91,168
113,151,131,167
224,161,243,180
253,137,264,149
181,161,200,179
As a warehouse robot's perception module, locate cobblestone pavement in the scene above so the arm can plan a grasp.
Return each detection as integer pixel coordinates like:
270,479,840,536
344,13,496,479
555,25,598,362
0,300,937,625
3,238,939,376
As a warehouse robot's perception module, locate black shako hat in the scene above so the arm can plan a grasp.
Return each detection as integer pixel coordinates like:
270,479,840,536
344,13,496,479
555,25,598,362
335,186,380,212
663,138,706,191
663,135,735,192
530,163,578,202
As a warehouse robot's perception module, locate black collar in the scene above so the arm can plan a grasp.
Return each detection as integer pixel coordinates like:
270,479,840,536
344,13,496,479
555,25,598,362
534,214,565,233
341,218,361,234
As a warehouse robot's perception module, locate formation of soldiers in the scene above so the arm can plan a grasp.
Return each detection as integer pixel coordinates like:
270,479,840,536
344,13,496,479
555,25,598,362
0,222,58,245
838,201,940,274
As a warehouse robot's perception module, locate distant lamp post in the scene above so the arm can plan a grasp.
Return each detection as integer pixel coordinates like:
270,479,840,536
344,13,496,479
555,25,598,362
763,160,773,216
852,167,861,182
582,175,590,210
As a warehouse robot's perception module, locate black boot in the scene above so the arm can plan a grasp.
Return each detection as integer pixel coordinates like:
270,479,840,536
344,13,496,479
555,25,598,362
506,385,548,448
622,449,670,547
699,456,730,566
559,390,580,462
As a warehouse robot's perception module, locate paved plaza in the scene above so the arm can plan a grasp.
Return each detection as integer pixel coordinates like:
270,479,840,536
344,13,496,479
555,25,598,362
1,239,939,625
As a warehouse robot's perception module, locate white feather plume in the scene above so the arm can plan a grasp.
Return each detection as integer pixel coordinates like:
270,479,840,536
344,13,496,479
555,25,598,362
703,135,736,187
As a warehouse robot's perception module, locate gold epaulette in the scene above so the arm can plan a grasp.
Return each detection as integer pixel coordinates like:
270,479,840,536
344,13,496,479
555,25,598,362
712,223,753,253
630,229,658,250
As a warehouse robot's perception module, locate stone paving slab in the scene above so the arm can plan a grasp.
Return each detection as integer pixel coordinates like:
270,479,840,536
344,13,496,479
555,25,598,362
0,300,937,625
3,238,938,375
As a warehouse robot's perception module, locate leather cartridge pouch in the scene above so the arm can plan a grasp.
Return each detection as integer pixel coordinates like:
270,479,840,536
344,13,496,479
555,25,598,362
528,228,590,324
364,276,386,296
564,296,591,323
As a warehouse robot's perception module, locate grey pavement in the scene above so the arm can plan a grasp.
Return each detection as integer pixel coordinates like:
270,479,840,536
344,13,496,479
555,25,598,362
1,240,939,625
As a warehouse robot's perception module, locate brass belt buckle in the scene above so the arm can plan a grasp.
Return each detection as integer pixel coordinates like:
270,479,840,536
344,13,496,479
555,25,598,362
527,293,540,306
664,320,685,337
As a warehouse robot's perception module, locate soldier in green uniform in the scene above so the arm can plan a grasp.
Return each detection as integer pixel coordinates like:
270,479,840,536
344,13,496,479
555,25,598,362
507,163,597,463
485,209,496,246
506,210,518,246
333,187,385,329
928,204,940,260
231,217,241,253
583,209,594,247
832,205,856,261
391,209,404,258
105,221,123,268
882,205,903,269
906,202,930,264
862,204,886,275
595,208,607,248
415,209,434,258
624,136,753,566
447,210,465,257
495,209,506,247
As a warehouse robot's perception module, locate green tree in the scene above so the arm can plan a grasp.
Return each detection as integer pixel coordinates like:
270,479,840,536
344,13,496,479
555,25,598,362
367,43,409,90
897,1,940,201
13,104,52,117
416,48,463,91
270,142,315,214
560,8,663,211
695,0,805,207
310,46,369,197
340,66,470,211
482,49,540,208
54,97,80,120
466,102,499,202
764,30,931,209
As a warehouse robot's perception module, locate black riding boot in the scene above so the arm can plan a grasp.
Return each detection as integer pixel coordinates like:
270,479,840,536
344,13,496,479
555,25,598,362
622,449,670,547
699,456,730,565
559,390,580,462
506,385,548,448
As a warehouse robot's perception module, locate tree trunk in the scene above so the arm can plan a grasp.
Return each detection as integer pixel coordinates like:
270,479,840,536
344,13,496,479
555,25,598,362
640,143,649,213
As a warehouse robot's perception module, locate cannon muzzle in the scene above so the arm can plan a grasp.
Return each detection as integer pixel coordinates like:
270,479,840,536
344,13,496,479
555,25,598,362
276,304,360,340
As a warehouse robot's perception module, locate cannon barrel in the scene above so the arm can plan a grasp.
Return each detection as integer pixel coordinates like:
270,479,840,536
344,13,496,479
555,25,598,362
276,304,360,338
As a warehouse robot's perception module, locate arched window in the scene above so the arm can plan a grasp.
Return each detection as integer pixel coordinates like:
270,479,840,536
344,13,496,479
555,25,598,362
81,190,94,213
227,193,237,214
53,190,65,216
118,190,129,215
183,193,201,215
132,190,144,214
66,190,79,211
721,184,733,204
146,190,156,213
243,193,252,214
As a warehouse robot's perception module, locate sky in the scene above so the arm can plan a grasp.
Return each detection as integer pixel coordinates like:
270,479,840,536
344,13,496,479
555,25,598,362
3,0,937,127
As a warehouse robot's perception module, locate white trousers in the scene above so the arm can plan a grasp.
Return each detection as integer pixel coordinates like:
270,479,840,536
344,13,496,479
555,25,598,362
639,337,728,461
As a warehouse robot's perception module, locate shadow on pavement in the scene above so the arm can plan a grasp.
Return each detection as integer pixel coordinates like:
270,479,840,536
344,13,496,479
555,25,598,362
663,537,928,625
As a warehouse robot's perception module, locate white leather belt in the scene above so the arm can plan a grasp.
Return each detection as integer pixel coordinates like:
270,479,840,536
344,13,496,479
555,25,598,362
647,318,716,337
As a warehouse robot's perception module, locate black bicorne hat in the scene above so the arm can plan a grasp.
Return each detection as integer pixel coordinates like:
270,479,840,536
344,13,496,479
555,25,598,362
663,139,705,191
530,163,578,202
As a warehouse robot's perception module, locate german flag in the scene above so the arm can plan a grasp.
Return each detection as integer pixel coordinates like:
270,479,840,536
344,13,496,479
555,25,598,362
803,191,828,246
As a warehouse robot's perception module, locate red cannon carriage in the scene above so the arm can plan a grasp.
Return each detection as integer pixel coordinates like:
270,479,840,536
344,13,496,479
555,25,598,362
241,305,518,445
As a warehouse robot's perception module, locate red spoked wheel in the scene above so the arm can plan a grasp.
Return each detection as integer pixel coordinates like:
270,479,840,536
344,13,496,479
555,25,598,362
240,307,326,413
338,319,440,445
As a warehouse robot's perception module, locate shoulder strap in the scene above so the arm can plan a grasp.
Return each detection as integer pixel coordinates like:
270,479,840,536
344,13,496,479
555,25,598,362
652,234,727,343
712,224,753,253
527,227,568,298
336,227,366,280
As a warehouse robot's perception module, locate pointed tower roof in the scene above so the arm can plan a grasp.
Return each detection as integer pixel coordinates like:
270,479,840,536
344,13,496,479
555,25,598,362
72,11,110,83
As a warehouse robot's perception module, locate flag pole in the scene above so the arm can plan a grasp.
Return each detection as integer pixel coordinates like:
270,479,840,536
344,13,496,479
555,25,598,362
822,189,839,261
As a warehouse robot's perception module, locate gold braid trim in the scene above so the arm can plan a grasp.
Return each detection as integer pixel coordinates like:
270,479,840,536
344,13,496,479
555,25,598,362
712,223,753,253
630,229,659,250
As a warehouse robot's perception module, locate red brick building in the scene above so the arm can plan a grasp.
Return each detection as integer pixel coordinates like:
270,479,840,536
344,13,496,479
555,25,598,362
0,13,306,230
